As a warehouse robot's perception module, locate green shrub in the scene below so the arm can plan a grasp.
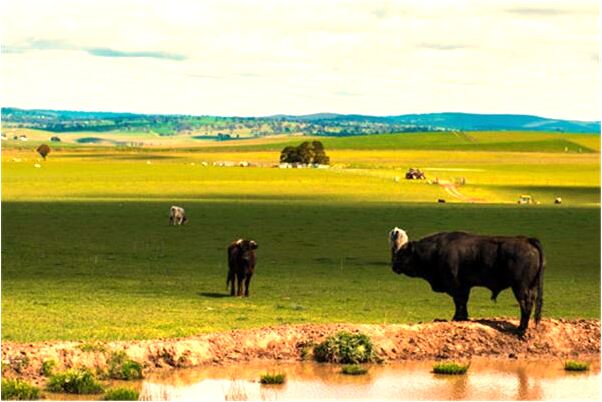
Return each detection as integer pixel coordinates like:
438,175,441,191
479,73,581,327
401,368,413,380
103,387,139,401
341,364,368,375
41,359,57,376
313,331,375,364
107,351,143,380
47,369,104,394
1,378,41,400
432,362,469,375
564,360,590,371
259,373,286,384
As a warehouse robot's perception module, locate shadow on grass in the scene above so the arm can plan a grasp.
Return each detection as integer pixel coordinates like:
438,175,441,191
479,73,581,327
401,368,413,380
198,292,231,299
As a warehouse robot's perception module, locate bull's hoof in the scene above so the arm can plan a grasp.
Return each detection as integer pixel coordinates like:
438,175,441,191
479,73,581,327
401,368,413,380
452,316,469,322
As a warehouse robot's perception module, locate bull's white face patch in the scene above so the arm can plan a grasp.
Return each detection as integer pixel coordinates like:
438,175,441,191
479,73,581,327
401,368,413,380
389,227,408,252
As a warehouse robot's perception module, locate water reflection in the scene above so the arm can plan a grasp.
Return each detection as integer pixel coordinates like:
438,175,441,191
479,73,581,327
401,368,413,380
134,358,600,401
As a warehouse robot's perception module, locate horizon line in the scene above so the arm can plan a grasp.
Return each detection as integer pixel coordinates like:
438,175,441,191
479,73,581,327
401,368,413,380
2,106,600,124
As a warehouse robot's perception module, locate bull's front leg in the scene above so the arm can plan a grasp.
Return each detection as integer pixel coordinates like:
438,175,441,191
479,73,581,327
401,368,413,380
236,273,244,296
452,288,470,321
243,274,252,297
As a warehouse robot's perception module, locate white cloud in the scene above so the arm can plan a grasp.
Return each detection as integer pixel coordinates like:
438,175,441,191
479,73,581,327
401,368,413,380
1,0,599,119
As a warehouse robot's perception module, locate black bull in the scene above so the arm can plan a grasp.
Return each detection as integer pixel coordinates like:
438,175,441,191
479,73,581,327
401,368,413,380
392,231,544,333
227,240,258,297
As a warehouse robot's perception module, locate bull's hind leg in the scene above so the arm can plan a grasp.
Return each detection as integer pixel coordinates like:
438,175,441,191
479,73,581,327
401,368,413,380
452,288,470,321
236,272,244,296
229,273,236,296
513,286,535,334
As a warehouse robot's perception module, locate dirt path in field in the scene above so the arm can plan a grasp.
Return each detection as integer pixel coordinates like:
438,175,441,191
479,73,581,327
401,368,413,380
2,318,599,384
437,179,484,202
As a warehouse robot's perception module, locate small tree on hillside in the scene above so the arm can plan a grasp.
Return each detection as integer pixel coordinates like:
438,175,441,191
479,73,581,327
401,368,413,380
37,144,51,160
280,141,330,165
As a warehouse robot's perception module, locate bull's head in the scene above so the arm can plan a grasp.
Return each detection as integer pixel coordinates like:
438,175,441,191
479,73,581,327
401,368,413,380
389,227,408,257
391,242,415,275
237,239,258,261
389,227,418,276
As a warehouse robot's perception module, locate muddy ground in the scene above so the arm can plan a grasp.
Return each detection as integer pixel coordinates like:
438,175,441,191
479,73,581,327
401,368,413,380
2,318,599,385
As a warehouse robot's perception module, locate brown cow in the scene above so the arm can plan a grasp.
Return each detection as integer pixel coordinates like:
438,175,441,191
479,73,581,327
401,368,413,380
226,239,258,297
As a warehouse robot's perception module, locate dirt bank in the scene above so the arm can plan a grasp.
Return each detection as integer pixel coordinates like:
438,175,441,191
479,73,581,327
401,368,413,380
2,318,599,384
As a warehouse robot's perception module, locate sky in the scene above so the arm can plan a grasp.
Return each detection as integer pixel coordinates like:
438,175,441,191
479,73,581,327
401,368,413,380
1,0,599,120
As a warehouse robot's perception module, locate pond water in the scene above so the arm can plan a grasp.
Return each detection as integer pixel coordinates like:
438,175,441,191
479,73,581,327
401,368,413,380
136,359,600,401
47,358,600,401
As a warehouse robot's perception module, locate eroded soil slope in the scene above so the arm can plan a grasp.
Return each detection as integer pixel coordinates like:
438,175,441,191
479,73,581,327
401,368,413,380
2,318,599,383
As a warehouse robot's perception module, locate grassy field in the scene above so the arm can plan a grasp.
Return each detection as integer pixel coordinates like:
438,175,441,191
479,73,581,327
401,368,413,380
1,131,600,342
4,129,599,153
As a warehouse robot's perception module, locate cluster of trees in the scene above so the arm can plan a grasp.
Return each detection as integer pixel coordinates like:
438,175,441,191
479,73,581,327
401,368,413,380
280,141,330,165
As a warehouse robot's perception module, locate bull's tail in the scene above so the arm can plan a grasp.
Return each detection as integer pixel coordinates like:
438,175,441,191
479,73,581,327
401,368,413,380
529,238,545,325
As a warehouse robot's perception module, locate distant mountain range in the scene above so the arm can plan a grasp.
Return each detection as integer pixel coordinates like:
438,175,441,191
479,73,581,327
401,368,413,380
1,107,599,136
266,112,600,133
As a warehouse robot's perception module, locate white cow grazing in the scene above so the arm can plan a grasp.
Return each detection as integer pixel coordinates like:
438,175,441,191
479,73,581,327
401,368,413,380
389,227,408,258
169,205,188,226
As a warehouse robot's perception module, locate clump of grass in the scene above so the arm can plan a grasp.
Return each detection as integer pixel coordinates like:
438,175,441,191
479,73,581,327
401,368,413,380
9,355,30,374
47,368,104,394
41,359,57,376
259,373,286,384
1,378,41,400
103,387,139,401
313,331,375,364
341,364,368,375
564,360,590,371
300,346,313,360
432,362,469,375
78,341,106,353
107,351,143,380
297,340,315,360
1,362,10,375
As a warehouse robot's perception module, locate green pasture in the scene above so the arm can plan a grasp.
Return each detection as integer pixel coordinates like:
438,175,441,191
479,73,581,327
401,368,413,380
1,131,600,342
1,201,599,341
2,145,599,205
168,131,600,153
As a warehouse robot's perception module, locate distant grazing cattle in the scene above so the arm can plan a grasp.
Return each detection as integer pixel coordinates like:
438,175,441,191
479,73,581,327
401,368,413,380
390,229,544,334
554,197,562,204
438,199,446,203
169,205,187,226
227,239,258,297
